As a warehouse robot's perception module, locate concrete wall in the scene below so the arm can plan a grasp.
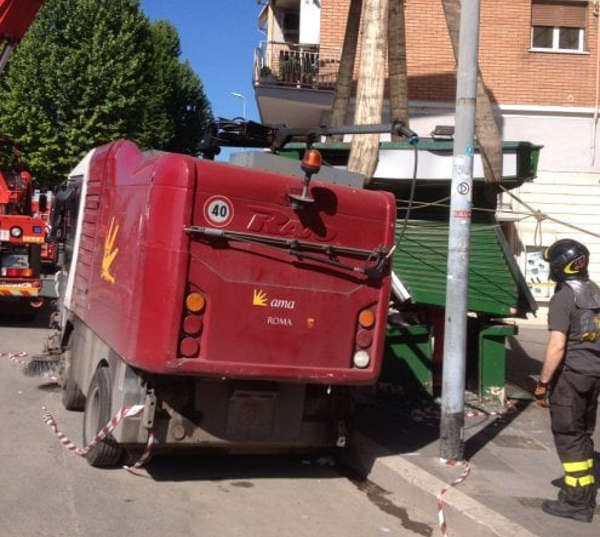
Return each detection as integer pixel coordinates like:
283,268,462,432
273,10,285,42
512,170,600,286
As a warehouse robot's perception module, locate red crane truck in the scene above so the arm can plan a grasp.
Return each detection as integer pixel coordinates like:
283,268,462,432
0,0,44,71
0,1,48,311
0,138,47,310
52,139,395,466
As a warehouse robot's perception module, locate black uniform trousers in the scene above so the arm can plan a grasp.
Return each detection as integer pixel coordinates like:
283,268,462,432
550,368,600,507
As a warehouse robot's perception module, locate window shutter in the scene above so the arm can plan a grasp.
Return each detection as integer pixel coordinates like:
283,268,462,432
531,1,587,28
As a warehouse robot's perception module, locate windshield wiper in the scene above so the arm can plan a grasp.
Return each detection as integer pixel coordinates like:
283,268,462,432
185,226,391,279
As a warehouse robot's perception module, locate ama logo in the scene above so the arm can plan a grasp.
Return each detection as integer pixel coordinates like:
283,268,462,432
253,289,268,307
252,289,296,310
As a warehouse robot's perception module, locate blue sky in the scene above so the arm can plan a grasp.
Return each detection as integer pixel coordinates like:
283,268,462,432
141,1,263,158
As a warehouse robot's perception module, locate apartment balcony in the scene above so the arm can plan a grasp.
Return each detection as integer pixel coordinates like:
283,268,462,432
253,40,341,127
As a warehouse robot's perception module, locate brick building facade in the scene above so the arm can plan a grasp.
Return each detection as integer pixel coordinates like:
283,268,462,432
318,0,598,107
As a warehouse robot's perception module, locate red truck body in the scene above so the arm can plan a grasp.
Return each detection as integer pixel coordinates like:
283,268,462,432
69,140,395,384
57,140,395,463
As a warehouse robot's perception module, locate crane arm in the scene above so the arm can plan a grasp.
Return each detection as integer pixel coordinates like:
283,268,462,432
0,0,45,74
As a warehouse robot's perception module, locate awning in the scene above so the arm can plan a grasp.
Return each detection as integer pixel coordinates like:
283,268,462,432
392,219,538,317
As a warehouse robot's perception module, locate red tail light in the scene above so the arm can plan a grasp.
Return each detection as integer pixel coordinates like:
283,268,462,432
5,268,33,277
183,315,203,335
180,337,199,357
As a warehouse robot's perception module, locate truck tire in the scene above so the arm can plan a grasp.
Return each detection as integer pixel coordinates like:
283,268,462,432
83,366,123,467
61,350,85,411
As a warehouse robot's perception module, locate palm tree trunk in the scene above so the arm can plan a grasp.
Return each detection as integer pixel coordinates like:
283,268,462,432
328,0,363,142
348,0,389,180
388,0,409,141
441,0,502,187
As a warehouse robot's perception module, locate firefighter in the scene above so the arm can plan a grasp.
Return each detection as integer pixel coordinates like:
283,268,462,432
535,239,600,523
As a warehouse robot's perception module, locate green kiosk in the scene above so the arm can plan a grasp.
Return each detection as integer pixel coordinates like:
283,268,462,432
281,139,541,403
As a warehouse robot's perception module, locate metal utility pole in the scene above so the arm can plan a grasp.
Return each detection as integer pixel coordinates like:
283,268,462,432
440,0,481,462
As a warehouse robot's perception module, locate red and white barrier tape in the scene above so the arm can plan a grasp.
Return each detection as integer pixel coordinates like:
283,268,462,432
123,432,157,477
42,404,155,474
0,351,28,366
437,459,471,537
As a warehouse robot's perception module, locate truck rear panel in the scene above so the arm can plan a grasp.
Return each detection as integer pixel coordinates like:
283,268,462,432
70,141,395,384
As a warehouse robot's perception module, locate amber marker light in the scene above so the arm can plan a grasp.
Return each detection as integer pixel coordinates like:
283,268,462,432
186,292,206,313
358,309,376,329
301,149,322,175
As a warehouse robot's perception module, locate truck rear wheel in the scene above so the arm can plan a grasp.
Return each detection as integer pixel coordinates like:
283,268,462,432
83,367,123,467
61,350,85,411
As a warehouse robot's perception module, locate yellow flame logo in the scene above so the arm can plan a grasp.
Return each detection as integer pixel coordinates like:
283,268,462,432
101,217,119,284
253,289,268,307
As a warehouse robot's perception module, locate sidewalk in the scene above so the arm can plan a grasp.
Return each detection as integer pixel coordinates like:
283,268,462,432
349,325,600,537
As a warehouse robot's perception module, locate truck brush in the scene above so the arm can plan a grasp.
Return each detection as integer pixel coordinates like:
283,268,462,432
22,355,60,377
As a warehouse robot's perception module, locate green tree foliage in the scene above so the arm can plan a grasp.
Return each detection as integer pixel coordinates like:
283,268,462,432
142,20,211,155
0,0,212,187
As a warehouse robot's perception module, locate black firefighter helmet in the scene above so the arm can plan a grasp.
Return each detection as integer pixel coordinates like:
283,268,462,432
543,239,589,282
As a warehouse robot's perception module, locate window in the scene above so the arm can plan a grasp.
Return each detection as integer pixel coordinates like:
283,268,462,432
531,1,587,53
282,11,299,43
531,25,584,51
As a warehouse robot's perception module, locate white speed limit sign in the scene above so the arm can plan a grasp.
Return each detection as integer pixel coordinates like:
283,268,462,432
204,195,234,227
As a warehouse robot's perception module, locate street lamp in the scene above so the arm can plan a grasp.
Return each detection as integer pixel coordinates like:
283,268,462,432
231,92,247,120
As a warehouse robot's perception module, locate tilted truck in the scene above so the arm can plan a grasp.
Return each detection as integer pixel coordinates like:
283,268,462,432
51,139,396,466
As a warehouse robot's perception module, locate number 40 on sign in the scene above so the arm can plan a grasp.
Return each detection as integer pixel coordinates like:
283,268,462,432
204,196,234,227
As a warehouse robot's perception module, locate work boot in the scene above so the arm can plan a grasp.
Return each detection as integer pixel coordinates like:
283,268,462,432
542,499,593,523
552,476,597,509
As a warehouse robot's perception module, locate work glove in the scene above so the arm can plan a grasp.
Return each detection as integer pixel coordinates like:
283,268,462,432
534,381,550,408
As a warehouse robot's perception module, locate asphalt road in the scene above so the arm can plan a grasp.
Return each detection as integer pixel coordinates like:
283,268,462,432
0,308,433,537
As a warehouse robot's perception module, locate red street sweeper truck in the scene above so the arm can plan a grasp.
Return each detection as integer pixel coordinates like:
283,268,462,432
47,136,396,466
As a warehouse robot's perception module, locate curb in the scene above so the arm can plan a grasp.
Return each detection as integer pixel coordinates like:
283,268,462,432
347,432,543,537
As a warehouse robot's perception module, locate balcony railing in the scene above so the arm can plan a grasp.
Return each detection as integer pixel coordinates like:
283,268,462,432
253,41,341,90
